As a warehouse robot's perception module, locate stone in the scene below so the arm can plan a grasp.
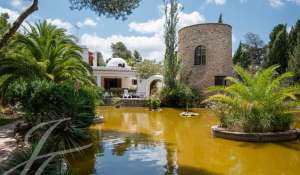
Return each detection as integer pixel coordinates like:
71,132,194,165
211,125,299,142
178,23,233,93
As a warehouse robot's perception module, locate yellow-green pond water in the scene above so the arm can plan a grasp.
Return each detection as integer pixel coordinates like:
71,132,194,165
69,107,300,175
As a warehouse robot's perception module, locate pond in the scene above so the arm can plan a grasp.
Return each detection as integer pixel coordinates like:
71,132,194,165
69,107,300,175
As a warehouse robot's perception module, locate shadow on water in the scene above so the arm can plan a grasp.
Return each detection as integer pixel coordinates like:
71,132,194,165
68,129,220,175
276,140,300,152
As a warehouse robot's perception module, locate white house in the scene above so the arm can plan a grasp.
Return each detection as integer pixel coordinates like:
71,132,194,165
81,47,163,98
93,58,138,90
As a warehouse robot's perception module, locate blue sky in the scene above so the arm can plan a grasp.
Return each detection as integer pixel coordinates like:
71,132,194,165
0,0,300,60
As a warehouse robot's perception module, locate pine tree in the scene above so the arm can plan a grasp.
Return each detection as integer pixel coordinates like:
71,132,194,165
289,35,300,82
266,24,289,74
288,19,300,55
233,42,243,65
233,42,251,69
218,13,223,23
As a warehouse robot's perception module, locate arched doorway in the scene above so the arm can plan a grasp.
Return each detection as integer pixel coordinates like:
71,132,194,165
149,79,163,96
136,75,164,98
145,75,163,97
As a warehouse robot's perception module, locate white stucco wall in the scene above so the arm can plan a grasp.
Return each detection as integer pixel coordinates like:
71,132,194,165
93,67,137,89
137,75,163,97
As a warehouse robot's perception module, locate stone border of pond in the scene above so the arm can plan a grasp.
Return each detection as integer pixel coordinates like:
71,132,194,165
211,125,300,142
103,98,147,107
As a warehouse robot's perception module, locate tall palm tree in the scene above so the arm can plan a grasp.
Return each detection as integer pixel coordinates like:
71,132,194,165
0,21,94,97
205,65,300,132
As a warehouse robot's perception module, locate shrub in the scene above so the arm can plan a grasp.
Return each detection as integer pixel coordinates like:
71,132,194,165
109,88,123,97
205,65,300,133
160,81,202,108
5,79,98,150
147,96,161,110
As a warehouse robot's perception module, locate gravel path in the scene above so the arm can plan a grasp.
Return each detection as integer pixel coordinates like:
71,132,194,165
0,121,17,163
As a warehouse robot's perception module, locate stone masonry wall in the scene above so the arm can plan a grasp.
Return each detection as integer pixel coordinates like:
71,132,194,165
178,23,233,93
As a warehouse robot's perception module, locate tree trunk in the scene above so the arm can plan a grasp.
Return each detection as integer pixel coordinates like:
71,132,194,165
186,103,189,113
0,0,38,50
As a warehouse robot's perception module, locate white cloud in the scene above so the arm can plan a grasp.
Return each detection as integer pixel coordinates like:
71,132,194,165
207,0,226,5
11,0,22,7
0,7,19,23
129,11,205,34
268,0,285,7
46,18,73,32
288,0,300,5
129,18,163,34
267,0,300,8
76,18,97,28
80,33,164,60
84,10,205,61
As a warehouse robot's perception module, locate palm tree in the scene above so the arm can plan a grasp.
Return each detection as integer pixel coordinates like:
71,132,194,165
0,21,94,97
205,65,300,132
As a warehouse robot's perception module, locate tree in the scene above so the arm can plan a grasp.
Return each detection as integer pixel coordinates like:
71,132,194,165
233,42,251,69
0,13,10,36
289,36,300,82
133,50,142,63
266,24,289,73
0,0,38,49
0,0,141,50
289,20,300,55
244,32,266,67
218,13,223,23
69,0,140,20
136,59,162,79
111,41,133,63
0,21,94,97
96,52,106,67
163,0,180,88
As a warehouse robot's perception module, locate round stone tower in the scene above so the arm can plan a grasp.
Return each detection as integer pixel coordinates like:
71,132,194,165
178,23,233,92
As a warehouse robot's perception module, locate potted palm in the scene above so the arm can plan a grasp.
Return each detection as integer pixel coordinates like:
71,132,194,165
205,65,300,142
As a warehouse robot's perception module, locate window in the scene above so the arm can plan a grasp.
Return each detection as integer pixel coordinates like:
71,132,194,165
194,45,206,65
215,76,227,86
132,79,137,85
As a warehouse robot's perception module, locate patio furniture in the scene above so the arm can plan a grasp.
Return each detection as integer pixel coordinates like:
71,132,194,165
122,89,131,98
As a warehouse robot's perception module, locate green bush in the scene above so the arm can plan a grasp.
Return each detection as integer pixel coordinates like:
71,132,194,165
5,79,98,149
147,96,161,110
160,81,202,108
205,65,300,133
109,88,123,97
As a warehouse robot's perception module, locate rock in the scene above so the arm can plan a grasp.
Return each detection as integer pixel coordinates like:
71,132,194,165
93,115,104,124
180,112,199,117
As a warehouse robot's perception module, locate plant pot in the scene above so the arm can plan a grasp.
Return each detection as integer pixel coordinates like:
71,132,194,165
211,125,299,142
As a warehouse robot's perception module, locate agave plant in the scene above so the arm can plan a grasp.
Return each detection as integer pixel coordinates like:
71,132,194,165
0,21,94,97
205,65,300,132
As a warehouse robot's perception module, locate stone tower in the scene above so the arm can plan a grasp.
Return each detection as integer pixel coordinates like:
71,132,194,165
178,23,233,92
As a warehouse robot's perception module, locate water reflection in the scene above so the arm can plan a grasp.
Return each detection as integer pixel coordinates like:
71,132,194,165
69,107,300,175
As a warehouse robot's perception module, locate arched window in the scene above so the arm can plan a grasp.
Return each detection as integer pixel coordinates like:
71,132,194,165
194,46,206,65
